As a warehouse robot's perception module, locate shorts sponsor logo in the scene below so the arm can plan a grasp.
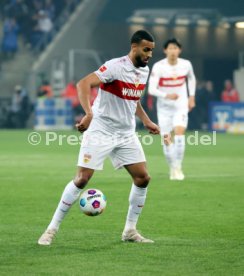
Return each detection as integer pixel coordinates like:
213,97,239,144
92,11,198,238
84,153,92,163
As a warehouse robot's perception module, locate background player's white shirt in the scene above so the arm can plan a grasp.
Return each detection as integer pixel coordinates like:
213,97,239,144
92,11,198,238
88,55,149,135
148,58,196,112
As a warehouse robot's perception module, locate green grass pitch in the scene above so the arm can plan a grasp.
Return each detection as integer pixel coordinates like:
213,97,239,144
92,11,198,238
0,130,244,275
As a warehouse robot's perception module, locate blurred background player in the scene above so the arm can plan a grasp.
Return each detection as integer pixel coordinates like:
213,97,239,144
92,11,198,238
148,38,196,180
38,30,160,246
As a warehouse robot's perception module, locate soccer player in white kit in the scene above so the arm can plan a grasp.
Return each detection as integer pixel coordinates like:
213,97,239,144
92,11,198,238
148,38,196,180
38,30,160,245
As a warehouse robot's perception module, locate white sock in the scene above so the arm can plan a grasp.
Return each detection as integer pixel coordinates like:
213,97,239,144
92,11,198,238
163,142,176,169
174,135,185,169
123,184,147,232
47,180,82,231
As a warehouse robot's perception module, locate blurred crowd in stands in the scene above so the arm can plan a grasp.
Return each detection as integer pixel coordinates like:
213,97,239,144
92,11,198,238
0,75,98,128
2,84,33,128
0,2,241,129
0,76,240,129
0,0,79,58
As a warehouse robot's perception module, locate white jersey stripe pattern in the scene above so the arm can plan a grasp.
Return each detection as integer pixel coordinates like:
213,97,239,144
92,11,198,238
88,55,149,135
100,80,145,101
149,58,196,110
159,75,186,87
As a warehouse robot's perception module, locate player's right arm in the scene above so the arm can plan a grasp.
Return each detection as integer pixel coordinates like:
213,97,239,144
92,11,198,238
76,73,101,132
76,60,114,132
148,63,178,100
186,61,196,111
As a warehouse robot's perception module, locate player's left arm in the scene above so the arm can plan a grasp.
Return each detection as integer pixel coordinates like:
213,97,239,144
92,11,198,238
136,101,160,134
187,62,196,111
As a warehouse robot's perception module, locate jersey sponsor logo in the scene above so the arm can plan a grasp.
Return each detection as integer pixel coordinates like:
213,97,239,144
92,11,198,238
100,79,145,100
159,75,186,87
122,88,143,98
99,65,107,73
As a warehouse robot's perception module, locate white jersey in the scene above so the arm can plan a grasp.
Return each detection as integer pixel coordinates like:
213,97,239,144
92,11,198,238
148,58,196,112
88,55,149,135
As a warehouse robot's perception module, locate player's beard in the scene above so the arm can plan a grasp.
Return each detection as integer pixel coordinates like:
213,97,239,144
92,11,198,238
135,55,147,67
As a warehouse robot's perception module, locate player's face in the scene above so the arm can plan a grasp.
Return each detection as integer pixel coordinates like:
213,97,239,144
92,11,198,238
164,43,181,60
133,40,155,67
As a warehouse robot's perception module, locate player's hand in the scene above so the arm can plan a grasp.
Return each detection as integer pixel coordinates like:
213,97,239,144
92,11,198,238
188,96,196,111
75,113,93,132
144,121,160,135
166,93,179,100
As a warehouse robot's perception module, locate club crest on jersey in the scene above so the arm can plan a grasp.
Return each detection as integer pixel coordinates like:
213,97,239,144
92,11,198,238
99,65,107,73
134,78,140,88
83,154,92,163
134,72,141,88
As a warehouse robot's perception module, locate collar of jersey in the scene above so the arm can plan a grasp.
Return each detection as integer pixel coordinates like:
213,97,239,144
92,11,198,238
125,55,138,71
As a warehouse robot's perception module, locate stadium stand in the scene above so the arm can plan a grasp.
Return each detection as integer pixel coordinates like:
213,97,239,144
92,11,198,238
0,0,81,128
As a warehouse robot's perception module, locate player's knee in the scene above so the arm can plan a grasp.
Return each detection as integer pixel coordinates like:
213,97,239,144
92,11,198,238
134,174,151,188
74,172,92,189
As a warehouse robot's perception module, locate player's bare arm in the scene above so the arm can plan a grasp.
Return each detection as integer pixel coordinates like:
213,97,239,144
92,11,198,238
76,73,101,132
136,101,160,134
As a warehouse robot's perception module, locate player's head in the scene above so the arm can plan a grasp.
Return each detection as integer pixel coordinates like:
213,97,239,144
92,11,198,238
130,30,155,68
224,79,233,90
164,38,182,50
163,38,182,60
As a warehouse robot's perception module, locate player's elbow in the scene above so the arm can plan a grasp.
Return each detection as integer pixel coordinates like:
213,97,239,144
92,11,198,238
76,78,90,96
76,79,86,91
76,80,82,93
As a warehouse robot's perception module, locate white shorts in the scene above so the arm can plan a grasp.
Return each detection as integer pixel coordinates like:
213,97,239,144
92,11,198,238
158,109,188,135
77,130,146,170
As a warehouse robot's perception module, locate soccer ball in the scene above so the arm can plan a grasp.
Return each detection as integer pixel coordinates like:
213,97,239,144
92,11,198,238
79,189,107,216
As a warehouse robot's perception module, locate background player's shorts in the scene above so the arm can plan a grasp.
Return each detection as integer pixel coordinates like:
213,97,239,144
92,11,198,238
77,130,146,170
158,109,188,135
